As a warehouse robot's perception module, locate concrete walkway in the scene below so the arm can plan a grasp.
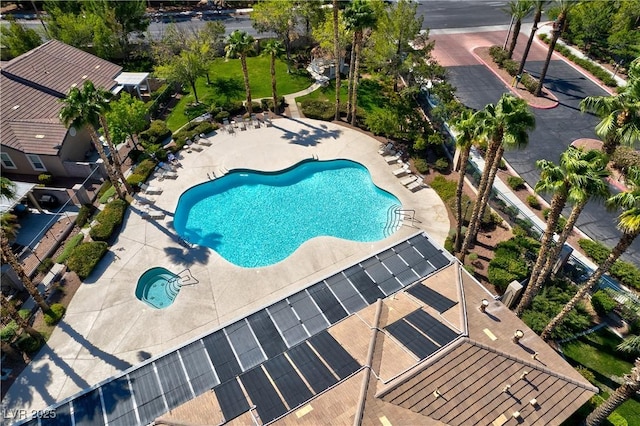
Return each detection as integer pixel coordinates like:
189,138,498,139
284,82,323,118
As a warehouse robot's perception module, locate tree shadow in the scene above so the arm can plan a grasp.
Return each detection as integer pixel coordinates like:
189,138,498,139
272,117,342,147
57,321,131,372
209,77,244,103
1,361,56,413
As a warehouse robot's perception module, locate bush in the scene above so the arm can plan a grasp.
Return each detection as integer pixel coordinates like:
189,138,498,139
300,100,334,121
507,176,525,190
44,303,66,325
99,186,117,204
38,173,53,185
15,333,43,354
526,195,541,209
36,257,54,274
1,322,19,342
214,110,230,122
250,101,263,113
184,102,208,120
575,366,596,384
433,157,449,172
66,241,109,279
96,181,112,200
261,96,285,113
578,239,611,263
127,158,157,188
488,45,508,66
76,204,94,228
609,261,640,290
591,290,617,315
139,120,172,146
216,100,245,117
56,233,84,264
430,175,456,202
89,199,128,242
413,158,429,174
611,146,640,176
520,73,538,93
502,58,519,76
172,121,218,149
444,235,454,253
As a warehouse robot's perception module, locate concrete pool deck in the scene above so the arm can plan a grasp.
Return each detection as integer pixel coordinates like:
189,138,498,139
2,118,450,415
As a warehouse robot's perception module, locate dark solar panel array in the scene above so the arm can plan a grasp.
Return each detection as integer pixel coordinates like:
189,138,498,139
385,309,461,360
22,233,450,426
406,284,458,313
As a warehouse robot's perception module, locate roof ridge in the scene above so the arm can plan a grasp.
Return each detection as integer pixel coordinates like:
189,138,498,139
465,338,599,393
0,39,56,69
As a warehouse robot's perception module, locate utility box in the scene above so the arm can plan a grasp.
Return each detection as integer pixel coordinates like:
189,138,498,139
502,280,523,308
553,244,574,275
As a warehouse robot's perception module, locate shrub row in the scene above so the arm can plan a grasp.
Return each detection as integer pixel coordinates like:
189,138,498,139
66,241,109,279
127,158,157,188
89,199,128,242
139,120,172,146
488,46,539,94
538,34,617,87
76,204,95,228
429,175,456,202
488,236,539,291
300,100,335,121
55,233,85,264
44,303,66,326
578,238,640,290
172,121,218,150
507,176,525,190
590,290,617,315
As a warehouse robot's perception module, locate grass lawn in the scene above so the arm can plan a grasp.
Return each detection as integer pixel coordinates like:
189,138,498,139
296,78,389,115
562,329,640,425
166,56,312,131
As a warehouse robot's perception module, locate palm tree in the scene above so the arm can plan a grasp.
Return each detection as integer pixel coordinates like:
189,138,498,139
505,0,534,59
451,109,479,253
540,167,640,341
517,0,549,76
59,81,130,199
226,30,255,115
333,0,341,121
458,94,536,262
344,0,377,126
585,358,640,426
262,39,284,114
514,148,609,316
534,0,576,97
1,176,15,199
580,58,640,156
617,335,640,356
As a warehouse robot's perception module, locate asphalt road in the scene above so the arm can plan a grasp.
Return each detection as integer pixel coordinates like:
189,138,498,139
418,0,514,30
446,58,639,266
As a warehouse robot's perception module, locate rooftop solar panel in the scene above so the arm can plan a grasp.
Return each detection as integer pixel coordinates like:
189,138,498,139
101,376,136,426
365,262,393,283
347,270,384,303
397,246,424,267
382,255,410,275
395,269,420,287
287,343,338,393
360,257,379,268
247,310,288,358
179,341,219,394
268,300,310,347
225,320,266,371
405,310,459,346
215,379,250,422
324,276,367,314
411,259,436,277
386,321,439,359
128,365,166,425
263,354,313,408
39,402,71,426
202,331,242,383
288,291,329,336
240,367,288,423
306,282,348,324
377,248,396,260
430,252,450,269
378,276,402,295
309,331,360,379
409,236,439,259
155,352,193,409
72,389,104,426
406,285,458,313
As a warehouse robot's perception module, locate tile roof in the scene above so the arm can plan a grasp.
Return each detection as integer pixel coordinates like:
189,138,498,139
0,40,122,155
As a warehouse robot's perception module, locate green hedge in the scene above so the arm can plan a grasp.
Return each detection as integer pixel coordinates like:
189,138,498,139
1,322,19,342
139,120,172,146
15,334,43,354
591,290,617,315
76,204,94,228
430,175,456,202
127,158,157,188
56,233,85,264
488,236,538,291
44,303,66,325
172,121,218,150
507,176,525,190
66,241,109,279
89,199,128,242
300,100,335,121
578,238,640,290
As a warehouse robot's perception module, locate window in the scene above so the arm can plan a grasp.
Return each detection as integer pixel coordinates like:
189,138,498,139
26,154,46,171
0,152,16,169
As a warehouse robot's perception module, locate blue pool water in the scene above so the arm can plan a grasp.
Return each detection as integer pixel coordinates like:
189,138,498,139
135,267,182,309
173,159,401,268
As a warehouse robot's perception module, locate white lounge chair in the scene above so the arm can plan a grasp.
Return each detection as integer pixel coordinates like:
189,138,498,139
399,175,417,186
158,162,175,171
392,163,410,177
133,194,156,205
384,152,402,164
198,137,212,146
139,183,163,195
162,170,178,180
143,206,165,220
407,177,425,192
378,142,394,155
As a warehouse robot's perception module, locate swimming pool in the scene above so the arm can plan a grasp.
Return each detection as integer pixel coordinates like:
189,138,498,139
173,159,401,267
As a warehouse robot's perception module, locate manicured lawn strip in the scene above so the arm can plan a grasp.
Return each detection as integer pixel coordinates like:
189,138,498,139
296,78,389,115
296,84,348,103
166,57,312,130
